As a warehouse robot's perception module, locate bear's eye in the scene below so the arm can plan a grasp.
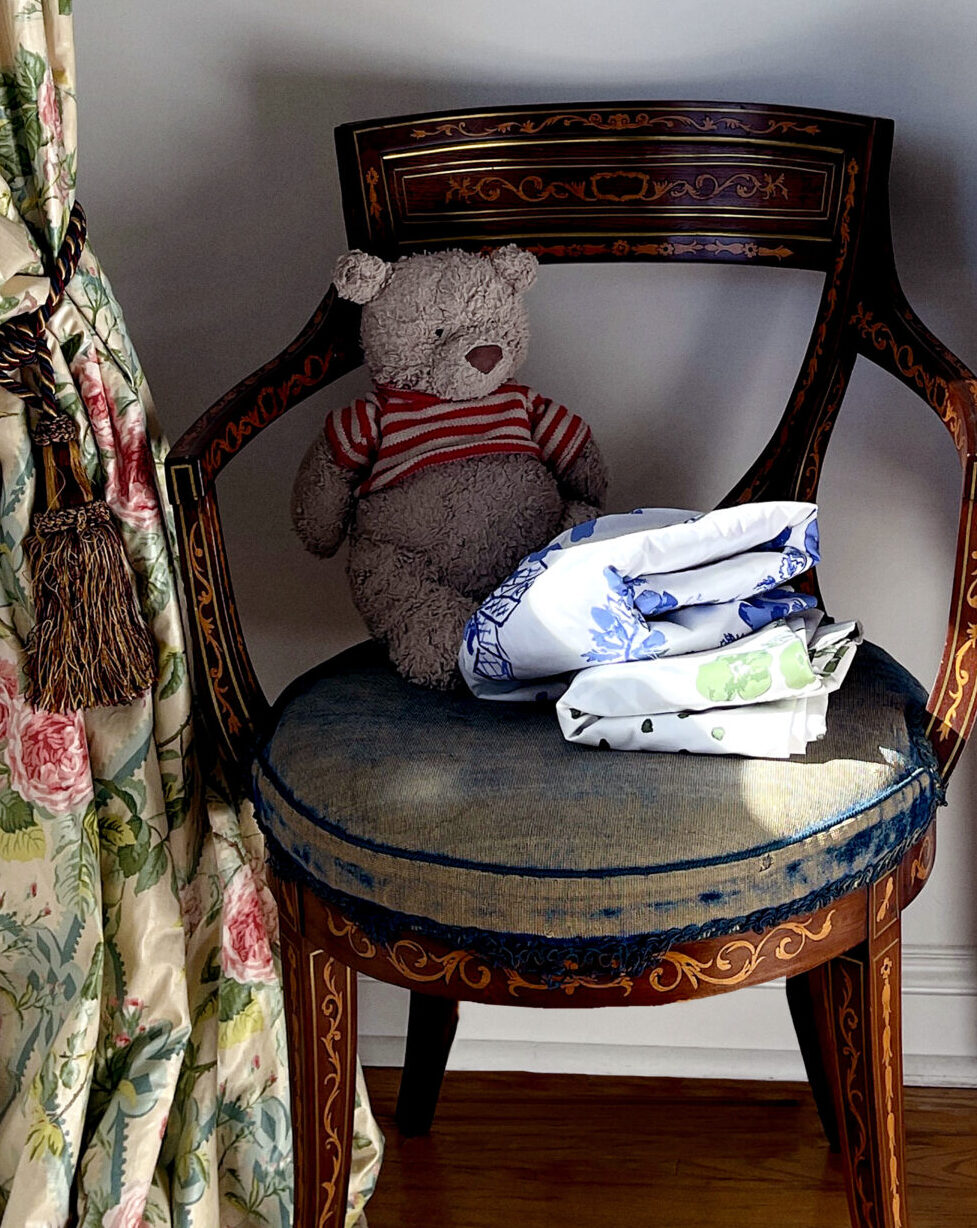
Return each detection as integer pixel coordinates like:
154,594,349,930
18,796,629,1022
434,327,444,338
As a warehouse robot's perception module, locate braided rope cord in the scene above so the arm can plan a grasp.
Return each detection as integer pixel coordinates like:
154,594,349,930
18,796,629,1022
0,202,88,427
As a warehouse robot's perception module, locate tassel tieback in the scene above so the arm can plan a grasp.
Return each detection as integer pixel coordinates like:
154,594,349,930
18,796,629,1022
0,202,157,712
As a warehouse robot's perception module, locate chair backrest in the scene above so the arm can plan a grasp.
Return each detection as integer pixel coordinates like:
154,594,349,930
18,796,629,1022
336,101,880,274
336,101,890,508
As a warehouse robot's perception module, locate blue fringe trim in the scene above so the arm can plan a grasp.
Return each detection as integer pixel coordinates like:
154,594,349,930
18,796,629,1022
262,798,938,987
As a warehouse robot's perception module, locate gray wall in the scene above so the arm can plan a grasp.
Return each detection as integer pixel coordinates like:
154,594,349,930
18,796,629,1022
77,1,977,1080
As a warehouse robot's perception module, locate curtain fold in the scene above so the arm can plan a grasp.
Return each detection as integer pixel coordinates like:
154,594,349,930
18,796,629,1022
0,4,382,1224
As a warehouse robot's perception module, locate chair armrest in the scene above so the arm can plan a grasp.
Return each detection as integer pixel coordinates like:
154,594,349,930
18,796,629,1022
165,289,362,778
850,286,977,779
167,288,361,489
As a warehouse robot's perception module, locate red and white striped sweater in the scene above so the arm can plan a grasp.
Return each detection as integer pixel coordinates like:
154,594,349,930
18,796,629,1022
323,383,591,495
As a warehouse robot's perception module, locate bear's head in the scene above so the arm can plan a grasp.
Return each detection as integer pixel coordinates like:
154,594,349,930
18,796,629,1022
332,245,538,401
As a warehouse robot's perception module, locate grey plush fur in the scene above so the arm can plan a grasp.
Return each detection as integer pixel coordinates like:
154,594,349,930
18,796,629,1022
292,245,608,689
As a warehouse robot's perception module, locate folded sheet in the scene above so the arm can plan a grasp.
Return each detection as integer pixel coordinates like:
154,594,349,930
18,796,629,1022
458,502,861,758
556,614,861,757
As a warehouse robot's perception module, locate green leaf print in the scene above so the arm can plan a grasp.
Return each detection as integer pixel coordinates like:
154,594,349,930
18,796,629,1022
54,803,99,919
116,816,151,878
219,979,253,1024
157,648,186,701
13,47,47,99
98,810,136,849
59,331,85,366
0,790,34,833
696,650,773,703
780,639,815,690
79,942,104,1000
0,790,44,861
0,99,17,175
135,842,167,895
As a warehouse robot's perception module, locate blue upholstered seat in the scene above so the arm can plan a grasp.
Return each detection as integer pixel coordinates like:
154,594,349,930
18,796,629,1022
252,641,943,976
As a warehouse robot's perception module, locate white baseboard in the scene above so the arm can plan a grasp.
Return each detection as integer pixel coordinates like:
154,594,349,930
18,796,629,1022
359,1036,977,1088
357,944,977,1088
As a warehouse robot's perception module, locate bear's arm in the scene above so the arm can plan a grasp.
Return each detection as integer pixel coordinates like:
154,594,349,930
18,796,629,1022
556,434,608,508
524,388,608,511
291,432,359,557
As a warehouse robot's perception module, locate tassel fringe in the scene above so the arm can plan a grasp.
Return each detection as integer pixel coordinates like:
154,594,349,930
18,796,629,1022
24,501,157,712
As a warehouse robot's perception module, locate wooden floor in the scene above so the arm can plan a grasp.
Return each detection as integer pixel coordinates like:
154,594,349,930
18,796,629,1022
363,1068,977,1228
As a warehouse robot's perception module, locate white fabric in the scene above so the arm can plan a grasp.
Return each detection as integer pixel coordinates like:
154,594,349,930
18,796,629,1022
459,502,861,758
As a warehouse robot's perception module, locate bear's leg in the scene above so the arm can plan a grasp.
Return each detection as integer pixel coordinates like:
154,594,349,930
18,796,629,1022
349,536,477,689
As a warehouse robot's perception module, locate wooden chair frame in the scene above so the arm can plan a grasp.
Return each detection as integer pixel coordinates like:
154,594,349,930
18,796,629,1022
166,101,977,1228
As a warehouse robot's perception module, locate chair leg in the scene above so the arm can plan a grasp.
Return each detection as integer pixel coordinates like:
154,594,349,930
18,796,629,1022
786,966,842,1152
396,991,459,1137
823,911,909,1228
280,919,358,1228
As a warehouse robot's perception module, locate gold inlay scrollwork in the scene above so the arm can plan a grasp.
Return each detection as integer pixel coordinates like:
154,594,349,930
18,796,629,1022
504,962,635,999
526,237,794,261
849,303,961,448
927,459,977,752
185,513,243,740
504,912,836,999
324,910,379,962
797,361,848,498
797,157,858,411
365,167,383,222
943,614,977,734
644,912,836,994
320,904,834,1001
910,830,935,885
203,347,337,481
445,170,789,208
312,954,349,1224
386,939,493,991
838,964,875,1224
875,876,895,926
410,111,821,141
878,955,904,1227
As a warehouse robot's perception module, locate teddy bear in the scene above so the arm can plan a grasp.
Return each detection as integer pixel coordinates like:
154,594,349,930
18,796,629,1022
291,244,608,689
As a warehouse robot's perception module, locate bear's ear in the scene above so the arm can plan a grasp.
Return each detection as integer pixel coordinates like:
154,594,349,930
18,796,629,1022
489,244,538,292
332,250,392,304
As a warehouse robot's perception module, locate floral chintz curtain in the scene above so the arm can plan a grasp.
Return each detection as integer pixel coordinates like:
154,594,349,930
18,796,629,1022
0,4,382,1225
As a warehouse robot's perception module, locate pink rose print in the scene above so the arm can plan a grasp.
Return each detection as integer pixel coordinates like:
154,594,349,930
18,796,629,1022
0,659,19,696
36,71,63,145
102,1181,151,1228
250,855,281,947
221,867,277,985
115,418,162,533
179,879,204,941
72,354,160,533
74,354,112,443
0,658,19,743
7,707,92,815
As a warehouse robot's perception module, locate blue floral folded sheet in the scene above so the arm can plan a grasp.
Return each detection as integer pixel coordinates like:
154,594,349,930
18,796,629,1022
458,502,861,757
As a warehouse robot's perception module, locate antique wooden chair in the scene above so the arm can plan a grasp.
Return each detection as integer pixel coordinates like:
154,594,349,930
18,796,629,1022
166,101,977,1227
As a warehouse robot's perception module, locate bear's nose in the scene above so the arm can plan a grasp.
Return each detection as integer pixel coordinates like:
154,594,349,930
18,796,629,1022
465,344,503,373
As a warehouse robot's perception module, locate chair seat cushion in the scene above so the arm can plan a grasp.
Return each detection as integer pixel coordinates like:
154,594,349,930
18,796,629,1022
252,641,943,972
